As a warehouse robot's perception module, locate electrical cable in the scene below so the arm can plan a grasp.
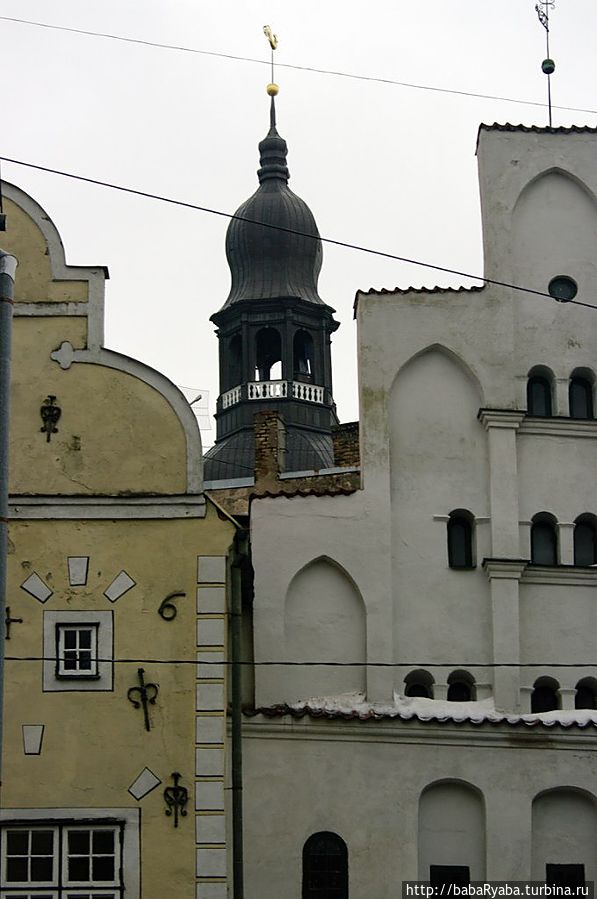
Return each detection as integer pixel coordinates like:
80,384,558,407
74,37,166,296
1,15,596,117
1,155,596,311
4,656,597,668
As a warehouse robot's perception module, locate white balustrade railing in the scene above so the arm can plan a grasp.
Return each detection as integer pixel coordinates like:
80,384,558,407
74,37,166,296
247,380,288,400
221,385,242,409
292,382,325,404
222,380,326,406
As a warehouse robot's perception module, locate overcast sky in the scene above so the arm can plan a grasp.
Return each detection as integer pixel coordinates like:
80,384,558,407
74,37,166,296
2,1,596,445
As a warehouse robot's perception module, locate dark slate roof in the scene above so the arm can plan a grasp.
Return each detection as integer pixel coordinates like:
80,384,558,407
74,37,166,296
216,99,324,313
204,426,335,482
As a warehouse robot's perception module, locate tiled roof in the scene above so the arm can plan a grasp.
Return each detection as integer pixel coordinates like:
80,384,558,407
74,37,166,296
245,703,597,730
353,285,484,317
476,122,597,153
251,484,359,502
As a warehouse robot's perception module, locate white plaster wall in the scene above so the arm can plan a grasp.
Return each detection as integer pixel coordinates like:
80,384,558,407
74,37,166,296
519,584,597,667
418,781,485,880
531,789,597,881
517,435,597,523
390,349,491,667
243,725,597,899
284,558,366,702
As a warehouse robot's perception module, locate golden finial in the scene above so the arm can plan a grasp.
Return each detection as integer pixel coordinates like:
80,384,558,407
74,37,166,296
263,25,279,97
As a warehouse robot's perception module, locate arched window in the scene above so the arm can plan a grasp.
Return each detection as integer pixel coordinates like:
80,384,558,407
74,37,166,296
569,371,594,420
255,328,282,382
531,677,559,713
228,334,242,388
294,330,315,381
527,368,554,417
575,677,597,710
574,515,597,567
530,514,558,566
447,511,474,569
303,832,348,899
447,670,476,702
404,670,434,699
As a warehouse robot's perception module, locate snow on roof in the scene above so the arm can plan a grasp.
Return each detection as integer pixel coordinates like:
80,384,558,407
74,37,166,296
247,692,597,729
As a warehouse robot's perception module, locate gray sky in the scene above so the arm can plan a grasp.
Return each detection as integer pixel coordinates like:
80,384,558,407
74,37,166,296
2,0,596,445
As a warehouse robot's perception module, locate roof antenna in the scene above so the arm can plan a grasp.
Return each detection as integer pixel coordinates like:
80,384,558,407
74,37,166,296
263,24,279,124
535,1,555,127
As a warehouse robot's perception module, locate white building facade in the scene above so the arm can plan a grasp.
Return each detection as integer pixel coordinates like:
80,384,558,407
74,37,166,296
243,125,597,898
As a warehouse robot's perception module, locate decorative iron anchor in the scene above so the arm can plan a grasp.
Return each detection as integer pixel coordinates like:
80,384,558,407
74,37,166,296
40,395,61,442
4,606,23,639
127,667,158,732
164,772,188,827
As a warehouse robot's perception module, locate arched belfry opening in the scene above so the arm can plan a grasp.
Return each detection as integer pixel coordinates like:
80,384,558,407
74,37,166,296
205,96,339,480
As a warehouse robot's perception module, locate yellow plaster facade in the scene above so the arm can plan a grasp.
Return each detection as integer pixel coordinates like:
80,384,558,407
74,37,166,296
1,183,234,899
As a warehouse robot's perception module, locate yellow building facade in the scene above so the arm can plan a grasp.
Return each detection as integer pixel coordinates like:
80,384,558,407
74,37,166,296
0,183,235,899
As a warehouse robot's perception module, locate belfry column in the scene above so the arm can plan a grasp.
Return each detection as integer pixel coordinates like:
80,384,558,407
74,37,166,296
479,410,526,712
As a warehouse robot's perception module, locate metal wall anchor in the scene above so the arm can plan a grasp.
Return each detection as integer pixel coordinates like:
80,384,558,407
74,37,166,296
40,395,61,442
164,772,188,827
127,667,158,732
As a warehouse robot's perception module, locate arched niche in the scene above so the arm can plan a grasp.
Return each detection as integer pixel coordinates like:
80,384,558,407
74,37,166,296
284,557,366,701
389,346,487,514
512,170,597,291
532,788,597,883
418,780,486,881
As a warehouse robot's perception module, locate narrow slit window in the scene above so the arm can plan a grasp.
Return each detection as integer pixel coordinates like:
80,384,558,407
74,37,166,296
574,518,597,567
569,377,593,420
530,517,557,566
527,376,552,417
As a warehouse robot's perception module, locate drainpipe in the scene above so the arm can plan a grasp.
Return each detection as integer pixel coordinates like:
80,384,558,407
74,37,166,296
230,527,249,899
0,248,18,781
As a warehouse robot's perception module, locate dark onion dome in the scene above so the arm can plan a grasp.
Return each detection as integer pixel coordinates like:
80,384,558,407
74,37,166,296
217,99,324,310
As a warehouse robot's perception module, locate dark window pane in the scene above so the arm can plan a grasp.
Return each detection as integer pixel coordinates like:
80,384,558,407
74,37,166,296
69,830,91,854
79,630,92,649
528,377,552,416
6,830,29,854
546,864,585,887
6,856,28,881
31,831,54,854
93,855,115,881
63,654,77,670
575,685,596,710
93,830,114,854
569,379,593,420
447,682,471,702
78,652,92,670
68,856,90,881
303,832,348,899
532,685,558,713
447,518,473,568
531,522,557,565
64,631,77,649
574,523,596,566
30,856,54,881
405,683,431,698
430,866,470,887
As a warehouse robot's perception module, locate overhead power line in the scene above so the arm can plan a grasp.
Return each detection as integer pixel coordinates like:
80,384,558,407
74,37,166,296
1,15,597,117
1,154,596,312
4,656,597,668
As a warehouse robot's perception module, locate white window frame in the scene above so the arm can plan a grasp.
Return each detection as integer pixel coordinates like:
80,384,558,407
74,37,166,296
56,625,99,679
0,809,139,899
43,612,113,692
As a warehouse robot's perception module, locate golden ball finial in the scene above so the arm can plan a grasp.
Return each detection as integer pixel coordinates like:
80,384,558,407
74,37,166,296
266,83,279,97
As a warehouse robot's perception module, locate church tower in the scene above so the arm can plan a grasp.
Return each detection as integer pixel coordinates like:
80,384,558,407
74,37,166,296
204,97,339,481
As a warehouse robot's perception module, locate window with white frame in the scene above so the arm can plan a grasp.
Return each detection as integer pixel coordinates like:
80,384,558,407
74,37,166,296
0,823,122,898
43,612,113,692
56,625,99,679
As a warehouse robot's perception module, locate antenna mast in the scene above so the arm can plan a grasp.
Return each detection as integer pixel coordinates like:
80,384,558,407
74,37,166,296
535,1,556,127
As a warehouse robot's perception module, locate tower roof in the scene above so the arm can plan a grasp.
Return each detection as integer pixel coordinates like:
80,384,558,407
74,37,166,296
216,99,325,313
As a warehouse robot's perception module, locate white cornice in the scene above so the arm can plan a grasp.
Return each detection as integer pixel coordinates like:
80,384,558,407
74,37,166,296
9,494,206,520
520,418,597,438
482,559,528,580
478,409,526,430
521,565,597,586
